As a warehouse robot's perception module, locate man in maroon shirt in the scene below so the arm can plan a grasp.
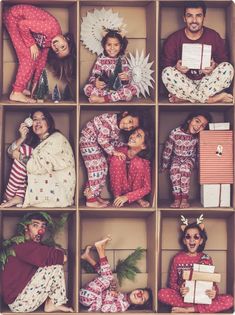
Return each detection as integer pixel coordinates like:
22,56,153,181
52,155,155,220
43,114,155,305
1,212,73,313
162,1,234,104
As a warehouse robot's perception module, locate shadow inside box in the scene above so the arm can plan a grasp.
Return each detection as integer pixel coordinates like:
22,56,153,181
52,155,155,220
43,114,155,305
158,302,172,313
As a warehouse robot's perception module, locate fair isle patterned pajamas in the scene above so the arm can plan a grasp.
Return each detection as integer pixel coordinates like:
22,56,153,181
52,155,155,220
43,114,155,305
80,257,130,312
158,251,233,313
162,62,234,103
9,265,67,313
162,127,198,200
84,54,137,102
5,144,33,200
80,113,122,198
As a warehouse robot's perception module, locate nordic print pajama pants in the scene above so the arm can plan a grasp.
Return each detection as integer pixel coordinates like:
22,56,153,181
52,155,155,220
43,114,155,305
170,157,194,199
84,84,137,102
80,136,108,197
162,62,234,103
8,265,68,313
158,288,233,313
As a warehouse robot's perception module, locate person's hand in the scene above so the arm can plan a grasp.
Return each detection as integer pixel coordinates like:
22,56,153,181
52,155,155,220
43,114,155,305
118,72,129,81
113,195,128,207
112,151,126,160
95,77,106,89
206,286,216,299
31,82,38,98
201,59,217,76
63,254,68,264
110,291,118,298
19,123,29,141
12,150,20,160
180,283,189,297
30,44,39,61
175,60,189,74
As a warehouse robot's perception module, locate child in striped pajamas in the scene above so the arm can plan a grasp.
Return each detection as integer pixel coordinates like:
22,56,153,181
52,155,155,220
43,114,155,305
161,111,212,208
80,236,152,312
84,29,137,103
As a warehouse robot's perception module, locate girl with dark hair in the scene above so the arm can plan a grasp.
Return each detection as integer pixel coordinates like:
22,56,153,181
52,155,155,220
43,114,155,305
3,4,75,103
158,216,233,313
80,236,152,312
161,111,212,208
109,128,152,208
84,29,137,103
0,109,75,208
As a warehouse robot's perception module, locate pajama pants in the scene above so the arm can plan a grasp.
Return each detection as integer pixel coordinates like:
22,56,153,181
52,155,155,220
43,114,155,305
84,83,137,102
79,257,113,308
170,157,194,199
80,136,108,197
162,62,234,103
3,10,37,92
158,288,234,313
8,265,68,313
5,144,32,199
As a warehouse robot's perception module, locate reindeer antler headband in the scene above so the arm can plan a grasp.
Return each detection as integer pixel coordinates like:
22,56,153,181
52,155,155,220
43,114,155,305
101,26,128,38
180,214,205,231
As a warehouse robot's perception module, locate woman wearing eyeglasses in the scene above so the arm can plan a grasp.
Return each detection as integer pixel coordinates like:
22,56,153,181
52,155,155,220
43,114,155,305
158,219,233,313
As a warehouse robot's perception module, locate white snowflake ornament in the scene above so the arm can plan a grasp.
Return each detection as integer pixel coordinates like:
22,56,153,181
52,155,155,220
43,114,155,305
81,8,124,55
127,50,154,98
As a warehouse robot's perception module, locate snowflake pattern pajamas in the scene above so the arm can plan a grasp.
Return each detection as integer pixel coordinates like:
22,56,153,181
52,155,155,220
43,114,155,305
158,251,233,313
84,54,137,102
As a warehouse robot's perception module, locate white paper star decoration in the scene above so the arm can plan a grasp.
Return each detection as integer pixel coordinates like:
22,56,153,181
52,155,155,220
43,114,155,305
81,8,124,55
127,50,155,98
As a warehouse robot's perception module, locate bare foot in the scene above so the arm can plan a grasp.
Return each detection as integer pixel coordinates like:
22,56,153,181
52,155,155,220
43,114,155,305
9,91,36,103
97,196,110,205
86,200,108,208
0,196,23,208
137,199,150,208
81,245,92,260
168,93,187,103
207,92,233,103
171,306,195,313
170,199,181,208
180,199,190,208
95,236,112,250
89,95,105,103
23,89,31,96
44,298,73,313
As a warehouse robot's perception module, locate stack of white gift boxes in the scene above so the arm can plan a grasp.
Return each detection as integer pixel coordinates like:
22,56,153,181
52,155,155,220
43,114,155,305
199,123,234,207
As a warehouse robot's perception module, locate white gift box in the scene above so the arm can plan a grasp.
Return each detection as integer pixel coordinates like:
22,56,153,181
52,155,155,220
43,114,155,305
193,264,215,273
200,184,231,207
209,122,230,130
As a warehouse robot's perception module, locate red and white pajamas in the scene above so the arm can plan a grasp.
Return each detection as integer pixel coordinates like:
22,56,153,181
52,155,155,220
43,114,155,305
162,127,198,200
109,146,151,203
80,256,130,312
5,144,33,200
3,5,61,92
80,113,122,198
84,54,137,102
158,251,233,313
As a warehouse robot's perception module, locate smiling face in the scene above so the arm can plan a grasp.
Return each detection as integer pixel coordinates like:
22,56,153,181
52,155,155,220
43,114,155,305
51,35,69,58
128,128,146,150
104,37,121,58
25,219,47,243
184,7,205,34
183,227,203,255
32,111,49,139
119,115,139,131
129,289,149,305
187,115,208,134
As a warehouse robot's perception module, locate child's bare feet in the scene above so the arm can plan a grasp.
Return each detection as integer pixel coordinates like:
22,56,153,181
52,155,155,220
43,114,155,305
9,91,36,103
95,236,111,250
137,199,150,208
97,196,110,205
44,298,73,313
0,196,23,208
180,199,190,208
23,89,31,96
81,245,92,261
89,95,105,103
171,306,195,313
170,199,181,208
86,200,108,208
168,93,188,103
207,92,233,104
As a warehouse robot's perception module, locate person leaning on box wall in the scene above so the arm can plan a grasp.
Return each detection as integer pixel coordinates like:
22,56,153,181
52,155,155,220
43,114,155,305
161,1,234,104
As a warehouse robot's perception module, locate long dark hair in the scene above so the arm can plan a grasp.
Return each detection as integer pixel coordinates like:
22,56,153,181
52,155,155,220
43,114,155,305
132,128,152,160
101,30,128,57
180,222,208,252
47,32,76,83
181,111,212,132
26,108,59,148
128,288,153,311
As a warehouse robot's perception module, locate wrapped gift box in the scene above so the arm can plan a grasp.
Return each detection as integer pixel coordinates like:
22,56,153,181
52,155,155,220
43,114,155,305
199,131,233,184
209,122,230,130
201,184,231,207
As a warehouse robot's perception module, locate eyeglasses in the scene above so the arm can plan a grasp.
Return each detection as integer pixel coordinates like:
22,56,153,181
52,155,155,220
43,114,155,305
185,234,201,240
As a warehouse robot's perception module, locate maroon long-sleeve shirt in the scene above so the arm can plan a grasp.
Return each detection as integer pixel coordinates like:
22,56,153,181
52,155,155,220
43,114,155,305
2,240,64,304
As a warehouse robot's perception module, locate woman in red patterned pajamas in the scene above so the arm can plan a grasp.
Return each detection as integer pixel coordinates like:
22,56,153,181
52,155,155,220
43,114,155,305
3,4,75,103
109,128,152,208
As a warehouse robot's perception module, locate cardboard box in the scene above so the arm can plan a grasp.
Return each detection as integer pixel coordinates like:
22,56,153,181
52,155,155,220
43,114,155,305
201,184,231,207
209,123,230,130
183,270,221,282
